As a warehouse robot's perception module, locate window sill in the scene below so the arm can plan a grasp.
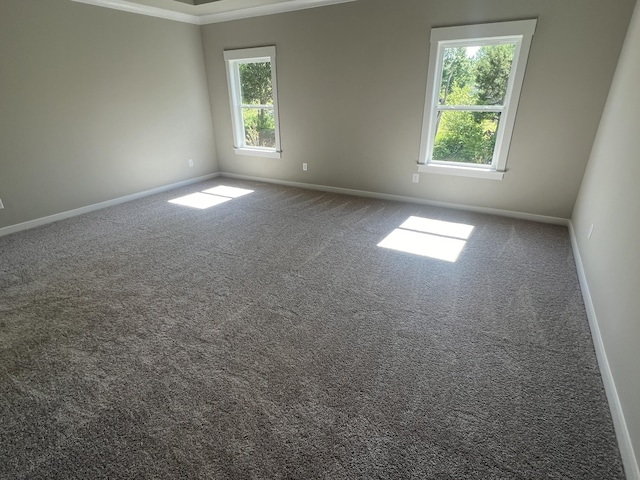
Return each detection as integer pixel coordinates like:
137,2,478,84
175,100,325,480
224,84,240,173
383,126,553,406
417,163,505,180
234,148,282,159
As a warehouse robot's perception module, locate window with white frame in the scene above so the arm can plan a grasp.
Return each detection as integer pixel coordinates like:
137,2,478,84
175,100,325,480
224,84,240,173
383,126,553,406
224,46,281,158
418,20,536,179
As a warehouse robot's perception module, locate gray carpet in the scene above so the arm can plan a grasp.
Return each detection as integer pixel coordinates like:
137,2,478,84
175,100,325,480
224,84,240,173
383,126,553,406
0,179,625,479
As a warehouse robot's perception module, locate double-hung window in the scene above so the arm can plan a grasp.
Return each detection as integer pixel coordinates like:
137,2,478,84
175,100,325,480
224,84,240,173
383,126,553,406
418,20,536,179
224,46,281,158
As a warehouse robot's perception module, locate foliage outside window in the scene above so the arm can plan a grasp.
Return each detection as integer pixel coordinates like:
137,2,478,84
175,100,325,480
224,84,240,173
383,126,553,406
419,20,537,178
224,47,281,158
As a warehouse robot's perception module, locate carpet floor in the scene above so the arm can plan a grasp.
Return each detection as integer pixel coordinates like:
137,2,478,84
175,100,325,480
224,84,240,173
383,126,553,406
0,179,625,479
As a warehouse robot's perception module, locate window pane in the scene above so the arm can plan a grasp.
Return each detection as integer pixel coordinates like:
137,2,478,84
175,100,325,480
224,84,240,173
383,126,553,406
239,62,273,105
242,108,276,148
433,111,500,165
440,44,515,107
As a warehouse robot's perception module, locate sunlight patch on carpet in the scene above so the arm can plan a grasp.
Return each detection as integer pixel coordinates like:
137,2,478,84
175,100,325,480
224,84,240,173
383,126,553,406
378,216,474,262
168,192,231,209
169,185,254,210
202,186,254,198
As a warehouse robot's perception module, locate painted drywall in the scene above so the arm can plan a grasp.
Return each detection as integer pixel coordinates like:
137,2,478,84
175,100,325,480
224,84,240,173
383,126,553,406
572,1,640,474
202,0,634,219
0,0,217,229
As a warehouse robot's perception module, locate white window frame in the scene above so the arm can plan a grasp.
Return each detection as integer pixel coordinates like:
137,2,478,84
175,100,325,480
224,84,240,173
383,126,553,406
224,46,282,159
418,20,537,180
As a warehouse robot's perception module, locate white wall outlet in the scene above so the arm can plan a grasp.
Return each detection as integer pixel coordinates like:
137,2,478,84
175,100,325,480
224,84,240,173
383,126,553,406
302,163,308,171
588,223,594,240
188,159,194,167
0,198,4,209
412,173,420,183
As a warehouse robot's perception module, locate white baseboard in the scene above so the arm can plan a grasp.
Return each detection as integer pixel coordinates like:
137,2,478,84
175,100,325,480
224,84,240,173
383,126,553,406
221,172,569,226
0,173,220,238
568,221,640,480
0,172,567,238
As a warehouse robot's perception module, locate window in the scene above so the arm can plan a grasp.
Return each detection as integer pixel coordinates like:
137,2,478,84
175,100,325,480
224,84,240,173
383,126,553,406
224,46,281,158
418,20,536,179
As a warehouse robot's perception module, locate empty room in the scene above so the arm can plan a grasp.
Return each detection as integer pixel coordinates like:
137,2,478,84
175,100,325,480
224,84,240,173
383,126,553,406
1,0,639,478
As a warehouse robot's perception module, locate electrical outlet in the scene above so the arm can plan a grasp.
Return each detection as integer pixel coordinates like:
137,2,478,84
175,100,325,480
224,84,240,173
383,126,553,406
588,224,594,240
303,163,308,172
0,198,4,209
412,173,420,183
188,159,194,167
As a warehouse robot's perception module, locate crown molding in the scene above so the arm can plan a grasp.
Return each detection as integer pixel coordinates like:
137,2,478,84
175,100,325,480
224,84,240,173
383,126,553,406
70,0,357,25
71,0,201,24
198,0,355,24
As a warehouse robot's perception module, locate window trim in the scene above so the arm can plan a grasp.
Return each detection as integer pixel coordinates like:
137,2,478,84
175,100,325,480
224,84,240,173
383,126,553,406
224,46,282,158
418,19,537,177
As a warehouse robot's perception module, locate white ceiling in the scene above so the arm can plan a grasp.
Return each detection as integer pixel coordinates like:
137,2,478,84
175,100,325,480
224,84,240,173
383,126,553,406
71,0,357,25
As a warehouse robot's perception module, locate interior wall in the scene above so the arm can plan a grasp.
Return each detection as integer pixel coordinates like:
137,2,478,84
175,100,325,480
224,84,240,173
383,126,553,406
572,0,640,474
0,0,217,229
202,0,634,219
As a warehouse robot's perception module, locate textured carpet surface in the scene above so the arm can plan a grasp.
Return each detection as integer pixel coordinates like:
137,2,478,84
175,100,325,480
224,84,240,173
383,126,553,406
0,179,625,479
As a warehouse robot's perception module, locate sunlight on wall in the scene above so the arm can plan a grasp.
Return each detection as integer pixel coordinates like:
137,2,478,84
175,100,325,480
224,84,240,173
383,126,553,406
377,216,474,262
168,185,254,210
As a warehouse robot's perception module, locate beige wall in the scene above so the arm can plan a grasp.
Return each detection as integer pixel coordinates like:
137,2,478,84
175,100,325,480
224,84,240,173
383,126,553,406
0,0,633,227
202,0,634,219
0,0,217,229
572,1,640,474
